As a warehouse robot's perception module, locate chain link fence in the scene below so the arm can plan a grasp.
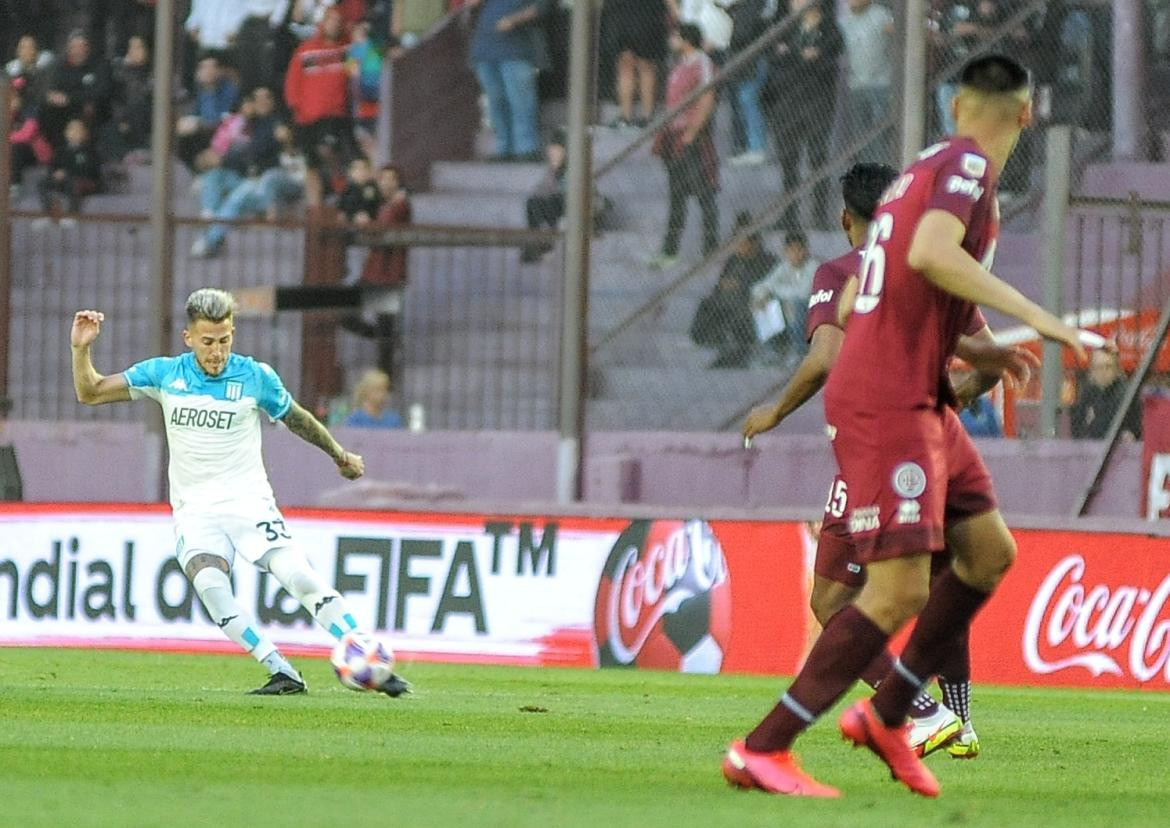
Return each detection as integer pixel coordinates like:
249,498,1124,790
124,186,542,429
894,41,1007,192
3,1,1169,439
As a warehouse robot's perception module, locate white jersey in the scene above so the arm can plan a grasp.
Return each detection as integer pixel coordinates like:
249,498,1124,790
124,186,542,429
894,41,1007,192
124,352,292,513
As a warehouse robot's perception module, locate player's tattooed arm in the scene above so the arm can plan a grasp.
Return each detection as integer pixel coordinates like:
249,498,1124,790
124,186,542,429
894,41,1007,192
281,402,365,479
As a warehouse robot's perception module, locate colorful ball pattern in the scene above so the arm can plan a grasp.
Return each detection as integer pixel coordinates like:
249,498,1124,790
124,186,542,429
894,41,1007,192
330,631,396,691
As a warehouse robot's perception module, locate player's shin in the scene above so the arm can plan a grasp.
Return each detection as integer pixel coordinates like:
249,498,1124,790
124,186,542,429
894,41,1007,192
264,548,359,640
873,569,990,726
745,605,890,753
191,567,298,678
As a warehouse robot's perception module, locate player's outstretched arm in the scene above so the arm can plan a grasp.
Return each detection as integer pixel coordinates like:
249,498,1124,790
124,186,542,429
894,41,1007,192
71,310,131,405
908,211,1087,363
743,324,844,440
281,401,365,480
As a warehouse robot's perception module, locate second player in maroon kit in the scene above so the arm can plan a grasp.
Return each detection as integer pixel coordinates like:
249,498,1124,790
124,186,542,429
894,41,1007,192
724,54,1087,799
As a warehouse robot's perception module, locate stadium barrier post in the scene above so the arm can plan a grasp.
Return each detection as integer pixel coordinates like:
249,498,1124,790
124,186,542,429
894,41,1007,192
1112,0,1149,161
1040,125,1072,438
899,0,927,168
0,74,11,409
556,0,598,503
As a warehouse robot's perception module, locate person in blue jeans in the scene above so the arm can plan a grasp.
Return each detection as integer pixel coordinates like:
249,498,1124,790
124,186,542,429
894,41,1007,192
468,0,553,162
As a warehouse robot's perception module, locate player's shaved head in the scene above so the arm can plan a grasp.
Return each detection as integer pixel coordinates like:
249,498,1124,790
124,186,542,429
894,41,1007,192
841,162,899,222
186,288,235,324
955,53,1032,124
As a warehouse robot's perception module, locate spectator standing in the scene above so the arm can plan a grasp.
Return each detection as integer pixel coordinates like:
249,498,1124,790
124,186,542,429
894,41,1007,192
344,368,405,428
346,18,383,157
40,32,114,150
750,229,819,356
6,35,55,109
726,0,770,168
235,0,293,94
36,118,102,224
765,0,843,228
1071,350,1143,440
649,23,720,270
361,164,413,285
601,0,668,130
689,212,778,368
932,0,1005,136
838,0,894,163
184,0,245,89
468,0,553,162
284,8,356,166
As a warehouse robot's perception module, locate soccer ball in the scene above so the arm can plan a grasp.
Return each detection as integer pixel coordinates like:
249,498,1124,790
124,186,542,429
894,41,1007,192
330,631,395,691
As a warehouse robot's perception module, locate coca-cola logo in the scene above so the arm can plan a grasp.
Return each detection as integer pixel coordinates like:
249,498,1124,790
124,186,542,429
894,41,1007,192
594,520,730,669
1023,555,1170,682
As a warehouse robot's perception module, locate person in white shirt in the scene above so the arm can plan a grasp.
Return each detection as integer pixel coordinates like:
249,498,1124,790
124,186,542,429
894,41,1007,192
70,288,409,697
751,229,819,356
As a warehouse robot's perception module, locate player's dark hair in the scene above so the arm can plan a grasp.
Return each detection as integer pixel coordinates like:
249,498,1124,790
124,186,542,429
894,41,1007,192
840,162,899,221
958,53,1031,95
677,23,703,50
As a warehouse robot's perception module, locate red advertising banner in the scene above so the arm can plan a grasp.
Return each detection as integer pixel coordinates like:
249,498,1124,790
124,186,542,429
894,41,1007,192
1141,394,1170,519
971,529,1170,689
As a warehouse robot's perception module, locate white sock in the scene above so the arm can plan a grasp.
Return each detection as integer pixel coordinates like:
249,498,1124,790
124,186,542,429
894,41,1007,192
263,548,360,640
192,567,297,678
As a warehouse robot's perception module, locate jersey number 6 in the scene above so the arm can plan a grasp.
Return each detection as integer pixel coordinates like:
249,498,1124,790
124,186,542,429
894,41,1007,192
854,212,894,315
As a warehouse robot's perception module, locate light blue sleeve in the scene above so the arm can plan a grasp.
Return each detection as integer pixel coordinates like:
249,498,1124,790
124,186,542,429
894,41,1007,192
123,356,172,402
255,361,293,419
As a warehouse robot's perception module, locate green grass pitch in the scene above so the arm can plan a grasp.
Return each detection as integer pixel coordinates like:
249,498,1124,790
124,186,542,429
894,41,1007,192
2,648,1168,828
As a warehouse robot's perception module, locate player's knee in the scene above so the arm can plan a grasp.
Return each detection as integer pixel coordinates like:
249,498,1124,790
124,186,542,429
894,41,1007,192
184,553,230,582
810,580,854,627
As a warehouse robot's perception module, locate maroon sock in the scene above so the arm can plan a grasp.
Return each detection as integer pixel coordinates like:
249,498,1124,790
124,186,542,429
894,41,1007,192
872,569,990,726
745,606,889,752
859,648,895,689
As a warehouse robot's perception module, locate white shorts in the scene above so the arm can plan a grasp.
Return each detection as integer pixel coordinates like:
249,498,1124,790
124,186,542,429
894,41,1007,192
174,499,294,571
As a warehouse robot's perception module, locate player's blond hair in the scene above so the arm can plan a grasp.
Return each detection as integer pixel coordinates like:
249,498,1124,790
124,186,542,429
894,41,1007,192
185,288,235,324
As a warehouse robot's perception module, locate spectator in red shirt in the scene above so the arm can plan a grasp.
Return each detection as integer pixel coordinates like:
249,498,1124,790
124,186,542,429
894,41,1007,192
649,22,719,270
284,8,356,166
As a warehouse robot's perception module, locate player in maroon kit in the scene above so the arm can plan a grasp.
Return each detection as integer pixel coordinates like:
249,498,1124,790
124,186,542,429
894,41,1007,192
740,161,1001,761
723,54,1087,798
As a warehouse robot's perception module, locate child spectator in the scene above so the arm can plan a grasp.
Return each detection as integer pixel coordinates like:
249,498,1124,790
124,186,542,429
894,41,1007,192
521,128,566,263
346,19,384,157
8,85,53,198
35,118,102,225
337,156,382,225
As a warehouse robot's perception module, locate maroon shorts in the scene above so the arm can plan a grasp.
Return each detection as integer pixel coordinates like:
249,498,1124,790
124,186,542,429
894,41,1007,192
824,404,997,562
814,476,865,587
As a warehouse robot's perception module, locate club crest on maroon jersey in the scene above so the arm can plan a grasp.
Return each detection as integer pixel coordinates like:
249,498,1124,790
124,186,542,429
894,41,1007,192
593,519,732,673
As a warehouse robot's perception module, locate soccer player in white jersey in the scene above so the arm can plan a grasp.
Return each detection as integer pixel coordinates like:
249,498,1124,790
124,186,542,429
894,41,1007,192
70,288,409,697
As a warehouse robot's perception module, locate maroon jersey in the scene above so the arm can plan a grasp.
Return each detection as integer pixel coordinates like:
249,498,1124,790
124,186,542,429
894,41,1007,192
824,137,999,412
805,248,862,342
